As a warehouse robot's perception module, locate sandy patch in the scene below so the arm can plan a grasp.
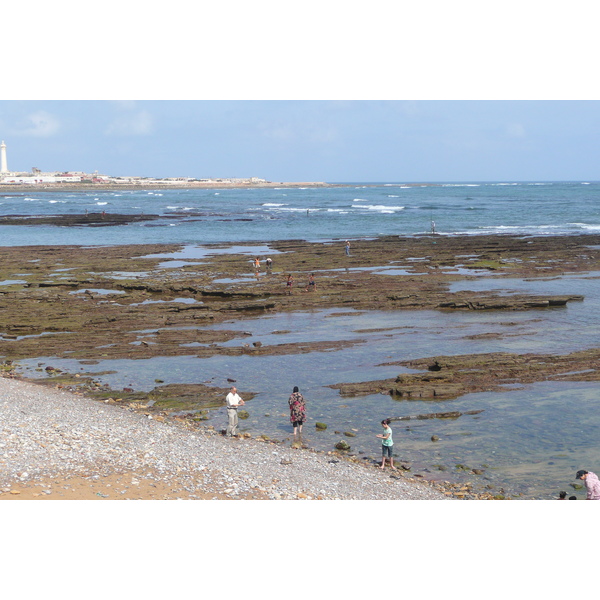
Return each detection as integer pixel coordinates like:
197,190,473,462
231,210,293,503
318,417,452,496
0,470,270,501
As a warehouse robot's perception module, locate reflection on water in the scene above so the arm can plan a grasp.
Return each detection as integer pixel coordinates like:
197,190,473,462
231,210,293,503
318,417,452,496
69,289,126,295
16,271,600,498
130,298,202,306
139,244,281,261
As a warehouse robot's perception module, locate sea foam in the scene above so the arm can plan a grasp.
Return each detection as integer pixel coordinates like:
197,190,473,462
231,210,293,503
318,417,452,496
360,204,405,212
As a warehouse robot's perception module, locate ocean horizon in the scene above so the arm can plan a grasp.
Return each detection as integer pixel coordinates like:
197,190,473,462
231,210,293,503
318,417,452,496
1,180,600,247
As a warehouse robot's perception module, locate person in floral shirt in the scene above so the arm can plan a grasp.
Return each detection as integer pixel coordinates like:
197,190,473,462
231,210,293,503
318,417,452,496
288,386,306,435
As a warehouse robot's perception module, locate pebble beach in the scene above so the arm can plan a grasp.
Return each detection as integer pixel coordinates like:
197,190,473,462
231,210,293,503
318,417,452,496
0,376,449,500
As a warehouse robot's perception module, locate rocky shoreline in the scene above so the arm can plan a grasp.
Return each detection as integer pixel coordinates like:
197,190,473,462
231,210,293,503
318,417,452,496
0,232,596,375
0,376,451,500
2,231,600,498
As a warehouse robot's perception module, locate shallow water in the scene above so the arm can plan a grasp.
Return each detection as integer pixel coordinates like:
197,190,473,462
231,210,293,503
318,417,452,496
16,268,600,498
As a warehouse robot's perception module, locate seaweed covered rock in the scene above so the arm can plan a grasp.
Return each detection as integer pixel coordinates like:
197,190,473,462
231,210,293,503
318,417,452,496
335,440,351,451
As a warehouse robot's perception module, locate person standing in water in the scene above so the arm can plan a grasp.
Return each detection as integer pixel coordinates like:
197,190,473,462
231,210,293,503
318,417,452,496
225,386,245,437
376,419,396,470
288,386,306,435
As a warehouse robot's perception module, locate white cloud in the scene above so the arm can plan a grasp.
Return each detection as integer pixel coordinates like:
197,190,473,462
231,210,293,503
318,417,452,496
105,109,154,136
260,122,338,144
17,111,60,137
506,123,526,138
110,100,138,111
260,124,294,141
307,127,338,144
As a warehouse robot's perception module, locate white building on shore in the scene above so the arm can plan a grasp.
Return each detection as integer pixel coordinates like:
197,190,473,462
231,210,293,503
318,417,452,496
0,140,267,186
1,141,8,174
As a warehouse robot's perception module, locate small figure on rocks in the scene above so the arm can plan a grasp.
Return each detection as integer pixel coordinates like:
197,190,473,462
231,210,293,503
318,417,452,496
254,257,261,271
265,257,273,271
345,240,350,256
286,274,294,295
575,470,600,499
225,386,245,437
305,273,316,292
376,418,396,470
289,386,306,436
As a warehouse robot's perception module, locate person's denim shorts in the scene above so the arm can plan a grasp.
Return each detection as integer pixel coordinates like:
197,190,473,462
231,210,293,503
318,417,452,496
382,444,393,457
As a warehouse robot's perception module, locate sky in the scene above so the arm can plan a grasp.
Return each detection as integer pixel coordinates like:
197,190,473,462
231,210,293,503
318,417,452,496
1,99,600,182
2,2,599,184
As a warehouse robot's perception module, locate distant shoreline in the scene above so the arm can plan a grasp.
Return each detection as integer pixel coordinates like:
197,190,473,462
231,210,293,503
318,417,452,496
0,181,435,192
0,181,333,192
1,180,593,194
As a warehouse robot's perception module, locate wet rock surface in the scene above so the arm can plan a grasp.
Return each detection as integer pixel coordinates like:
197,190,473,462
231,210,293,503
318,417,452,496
0,233,599,415
330,349,600,399
0,213,163,227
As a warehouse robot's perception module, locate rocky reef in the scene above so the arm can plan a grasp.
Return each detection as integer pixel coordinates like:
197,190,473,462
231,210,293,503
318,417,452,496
1,230,600,416
330,349,600,399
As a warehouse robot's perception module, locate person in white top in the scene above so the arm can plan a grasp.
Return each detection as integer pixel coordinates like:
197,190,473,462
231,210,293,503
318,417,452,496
225,386,245,437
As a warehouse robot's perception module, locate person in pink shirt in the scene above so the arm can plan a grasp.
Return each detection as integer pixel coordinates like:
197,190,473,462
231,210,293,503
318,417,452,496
575,470,600,500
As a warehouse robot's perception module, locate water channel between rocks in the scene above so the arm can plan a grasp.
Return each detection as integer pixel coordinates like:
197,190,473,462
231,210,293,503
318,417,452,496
16,271,600,499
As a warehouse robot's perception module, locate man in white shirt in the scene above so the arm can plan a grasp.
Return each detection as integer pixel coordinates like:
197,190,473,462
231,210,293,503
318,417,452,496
225,386,245,437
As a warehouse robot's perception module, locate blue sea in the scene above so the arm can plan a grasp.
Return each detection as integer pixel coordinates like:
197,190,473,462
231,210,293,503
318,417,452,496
1,180,600,246
3,180,600,499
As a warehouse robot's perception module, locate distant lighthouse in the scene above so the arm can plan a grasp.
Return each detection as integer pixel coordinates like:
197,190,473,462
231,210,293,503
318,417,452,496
0,141,8,173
